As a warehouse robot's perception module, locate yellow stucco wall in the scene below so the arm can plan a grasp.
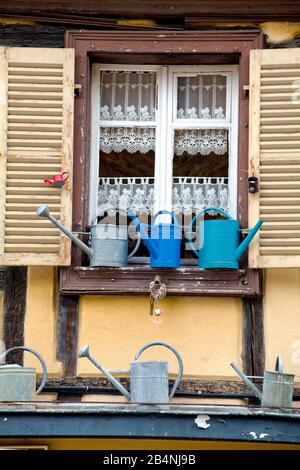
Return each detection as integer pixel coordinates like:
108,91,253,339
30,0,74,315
77,296,242,378
21,266,300,384
0,438,299,450
24,267,62,375
264,269,300,383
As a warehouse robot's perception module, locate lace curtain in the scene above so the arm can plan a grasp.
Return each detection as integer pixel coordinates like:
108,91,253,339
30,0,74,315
174,129,227,156
100,127,156,154
98,177,228,215
100,128,227,156
100,70,156,122
99,71,228,156
177,74,227,120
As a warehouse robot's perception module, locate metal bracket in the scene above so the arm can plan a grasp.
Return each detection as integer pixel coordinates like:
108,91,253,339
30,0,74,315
243,85,249,97
74,84,82,97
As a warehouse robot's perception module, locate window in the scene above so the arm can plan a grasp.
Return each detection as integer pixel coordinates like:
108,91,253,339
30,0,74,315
90,64,239,262
60,30,264,295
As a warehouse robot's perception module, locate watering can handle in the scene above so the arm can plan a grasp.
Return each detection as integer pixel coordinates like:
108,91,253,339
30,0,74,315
90,207,141,259
152,210,179,226
275,356,283,373
90,206,128,226
0,346,47,394
188,207,234,258
134,341,183,398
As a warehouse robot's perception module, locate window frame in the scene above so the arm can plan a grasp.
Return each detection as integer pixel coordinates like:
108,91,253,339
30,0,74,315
61,29,264,296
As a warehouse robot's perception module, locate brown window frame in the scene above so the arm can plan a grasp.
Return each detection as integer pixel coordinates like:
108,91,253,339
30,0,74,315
60,29,264,296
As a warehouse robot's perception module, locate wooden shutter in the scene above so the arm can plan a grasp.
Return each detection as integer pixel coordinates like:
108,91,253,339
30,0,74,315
0,48,74,265
249,49,300,268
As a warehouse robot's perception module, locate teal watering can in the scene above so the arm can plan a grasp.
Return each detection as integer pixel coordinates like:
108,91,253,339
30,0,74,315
188,207,263,269
129,210,181,268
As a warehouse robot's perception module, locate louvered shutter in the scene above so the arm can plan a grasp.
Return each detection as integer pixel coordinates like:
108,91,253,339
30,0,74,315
0,48,74,265
249,49,300,268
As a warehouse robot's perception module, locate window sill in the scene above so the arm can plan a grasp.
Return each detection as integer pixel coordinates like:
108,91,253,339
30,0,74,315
59,265,261,297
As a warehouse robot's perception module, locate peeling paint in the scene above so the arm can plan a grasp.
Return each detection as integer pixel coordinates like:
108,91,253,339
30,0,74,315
195,414,210,429
249,431,258,439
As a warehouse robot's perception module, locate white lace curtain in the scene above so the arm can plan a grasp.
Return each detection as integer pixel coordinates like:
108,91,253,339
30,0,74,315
100,128,228,156
99,71,228,156
100,70,156,122
177,74,227,120
174,129,227,156
98,177,228,215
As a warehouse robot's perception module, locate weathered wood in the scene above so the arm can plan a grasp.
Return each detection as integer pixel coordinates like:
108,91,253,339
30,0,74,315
0,47,74,266
56,294,79,377
3,267,27,365
0,24,65,48
60,266,261,297
242,297,265,377
59,29,262,296
41,376,257,394
249,49,300,269
0,1,300,21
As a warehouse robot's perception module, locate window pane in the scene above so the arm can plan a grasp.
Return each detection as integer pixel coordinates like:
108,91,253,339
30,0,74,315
172,129,229,215
177,74,226,119
100,71,156,121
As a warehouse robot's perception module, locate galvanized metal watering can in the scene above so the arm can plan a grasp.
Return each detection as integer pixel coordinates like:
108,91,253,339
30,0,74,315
36,204,140,267
188,207,263,269
129,210,182,268
78,341,184,403
231,357,294,408
0,346,47,401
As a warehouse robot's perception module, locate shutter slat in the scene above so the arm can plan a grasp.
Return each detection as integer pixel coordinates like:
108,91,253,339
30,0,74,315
261,117,300,125
260,173,300,181
8,100,63,108
261,205,300,213
261,125,300,133
0,47,74,266
6,227,59,235
260,247,300,255
5,244,60,253
261,238,300,246
6,203,61,211
249,49,300,267
6,235,60,244
9,123,62,131
8,107,62,116
261,197,300,205
261,230,300,238
260,101,300,109
5,211,61,219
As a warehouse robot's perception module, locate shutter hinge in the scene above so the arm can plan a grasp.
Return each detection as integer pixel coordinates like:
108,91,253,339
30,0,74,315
74,84,82,97
243,85,249,97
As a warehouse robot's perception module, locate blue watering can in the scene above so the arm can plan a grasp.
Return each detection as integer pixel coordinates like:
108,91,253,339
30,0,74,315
129,210,181,268
188,207,263,269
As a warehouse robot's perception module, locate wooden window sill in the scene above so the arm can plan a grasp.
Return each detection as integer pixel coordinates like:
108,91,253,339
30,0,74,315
59,265,261,296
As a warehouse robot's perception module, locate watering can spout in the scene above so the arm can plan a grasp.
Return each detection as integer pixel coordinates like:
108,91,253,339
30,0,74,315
77,345,131,400
231,362,262,401
236,219,263,260
36,204,92,258
128,210,159,259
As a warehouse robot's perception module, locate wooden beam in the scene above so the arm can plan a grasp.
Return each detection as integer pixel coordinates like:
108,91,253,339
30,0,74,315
242,297,265,377
3,267,27,365
0,1,300,21
42,376,255,394
56,294,79,377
